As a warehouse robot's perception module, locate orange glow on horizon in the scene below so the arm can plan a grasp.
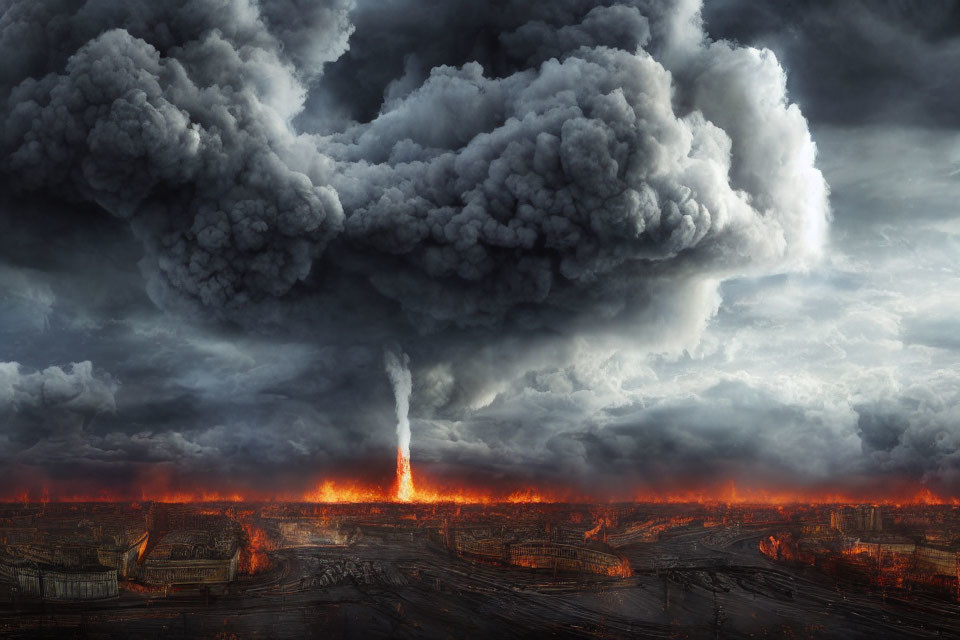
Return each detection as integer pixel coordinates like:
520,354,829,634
3,469,959,506
629,484,960,507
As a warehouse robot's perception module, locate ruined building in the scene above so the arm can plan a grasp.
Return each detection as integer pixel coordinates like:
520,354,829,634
142,529,240,585
831,506,883,534
448,527,631,577
12,563,118,601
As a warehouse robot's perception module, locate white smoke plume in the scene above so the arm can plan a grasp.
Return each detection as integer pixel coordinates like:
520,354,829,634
384,349,412,454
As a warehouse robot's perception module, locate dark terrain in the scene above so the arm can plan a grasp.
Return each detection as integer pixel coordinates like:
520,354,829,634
2,502,959,639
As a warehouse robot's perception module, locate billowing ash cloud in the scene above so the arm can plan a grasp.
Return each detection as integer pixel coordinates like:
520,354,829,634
333,43,825,329
1,0,350,308
0,0,827,333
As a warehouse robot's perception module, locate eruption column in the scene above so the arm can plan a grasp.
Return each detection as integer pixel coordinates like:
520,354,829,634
384,349,414,502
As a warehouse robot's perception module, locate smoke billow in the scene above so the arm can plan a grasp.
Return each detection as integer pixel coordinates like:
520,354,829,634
0,0,828,335
0,0,349,309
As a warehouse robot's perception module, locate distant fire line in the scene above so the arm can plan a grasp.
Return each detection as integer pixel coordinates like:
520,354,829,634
2,477,959,506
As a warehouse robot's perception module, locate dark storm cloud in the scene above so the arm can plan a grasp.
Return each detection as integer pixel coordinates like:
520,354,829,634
431,359,960,496
0,361,116,414
421,374,857,491
0,361,117,454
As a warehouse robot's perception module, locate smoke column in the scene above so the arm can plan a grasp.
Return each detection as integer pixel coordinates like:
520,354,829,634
384,349,414,501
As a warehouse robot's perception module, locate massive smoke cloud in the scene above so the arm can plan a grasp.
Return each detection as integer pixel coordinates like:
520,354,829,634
0,0,849,495
0,0,827,333
1,0,349,309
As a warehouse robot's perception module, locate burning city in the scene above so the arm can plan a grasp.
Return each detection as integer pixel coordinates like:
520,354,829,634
3,472,960,638
3,352,960,637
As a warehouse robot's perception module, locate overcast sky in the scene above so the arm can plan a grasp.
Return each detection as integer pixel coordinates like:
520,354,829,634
1,0,959,499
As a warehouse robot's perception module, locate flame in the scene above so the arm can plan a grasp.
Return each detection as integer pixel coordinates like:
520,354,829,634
136,534,149,562
395,447,415,502
913,486,941,505
507,489,545,503
304,481,384,503
759,533,798,562
240,523,272,575
299,477,575,505
4,470,960,506
584,518,606,542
